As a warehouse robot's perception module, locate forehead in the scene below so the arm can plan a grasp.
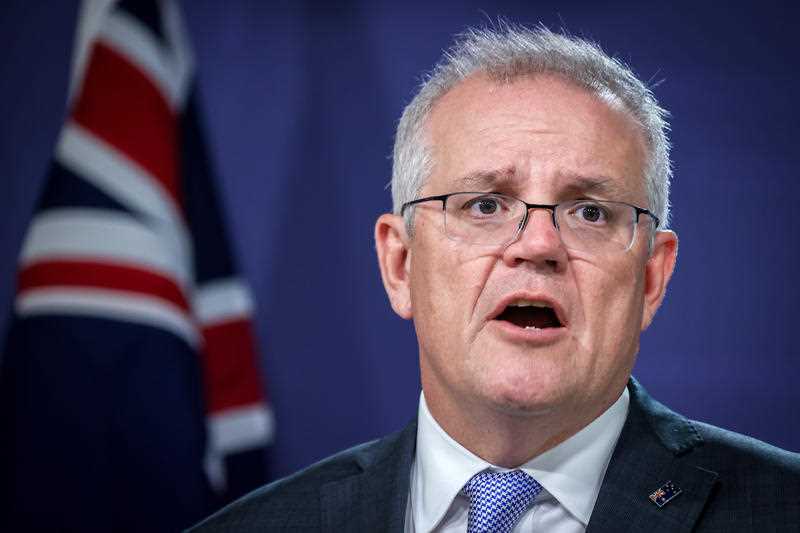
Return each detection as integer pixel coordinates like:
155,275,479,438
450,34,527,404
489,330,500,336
425,73,648,202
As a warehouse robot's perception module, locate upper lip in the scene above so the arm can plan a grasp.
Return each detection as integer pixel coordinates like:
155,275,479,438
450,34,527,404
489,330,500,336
488,292,569,327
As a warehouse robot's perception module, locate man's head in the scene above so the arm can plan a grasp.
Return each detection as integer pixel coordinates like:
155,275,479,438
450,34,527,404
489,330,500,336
375,24,678,453
392,24,672,232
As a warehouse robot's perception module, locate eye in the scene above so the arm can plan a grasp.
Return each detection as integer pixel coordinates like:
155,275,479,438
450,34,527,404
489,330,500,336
462,195,507,218
571,202,610,224
476,198,499,215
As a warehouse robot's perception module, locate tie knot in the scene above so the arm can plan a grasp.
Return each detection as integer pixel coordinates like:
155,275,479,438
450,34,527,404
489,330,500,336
463,470,542,533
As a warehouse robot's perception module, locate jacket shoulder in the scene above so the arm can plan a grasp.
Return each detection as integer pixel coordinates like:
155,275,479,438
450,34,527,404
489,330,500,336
692,420,800,475
595,379,800,531
186,423,415,532
629,377,799,476
690,421,800,528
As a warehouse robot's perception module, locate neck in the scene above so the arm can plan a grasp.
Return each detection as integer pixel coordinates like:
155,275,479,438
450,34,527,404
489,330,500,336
423,387,621,468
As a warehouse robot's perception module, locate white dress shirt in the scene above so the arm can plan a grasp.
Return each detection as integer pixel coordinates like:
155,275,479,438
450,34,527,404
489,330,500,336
404,388,629,532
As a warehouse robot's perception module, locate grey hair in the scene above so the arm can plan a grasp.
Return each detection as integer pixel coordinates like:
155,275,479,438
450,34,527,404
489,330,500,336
391,23,672,232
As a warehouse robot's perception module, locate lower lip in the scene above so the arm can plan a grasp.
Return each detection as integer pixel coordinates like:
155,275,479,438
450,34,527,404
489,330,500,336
489,319,567,344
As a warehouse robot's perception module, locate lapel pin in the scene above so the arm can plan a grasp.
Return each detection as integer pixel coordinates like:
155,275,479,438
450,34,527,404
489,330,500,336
649,480,682,508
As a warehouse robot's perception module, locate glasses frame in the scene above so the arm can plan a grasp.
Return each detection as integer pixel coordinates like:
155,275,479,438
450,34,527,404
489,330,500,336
400,192,660,250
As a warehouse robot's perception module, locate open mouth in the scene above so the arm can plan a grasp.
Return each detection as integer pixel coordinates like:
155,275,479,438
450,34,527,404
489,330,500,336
495,300,563,330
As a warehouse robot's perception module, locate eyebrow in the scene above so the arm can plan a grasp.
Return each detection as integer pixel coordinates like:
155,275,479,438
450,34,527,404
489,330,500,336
558,174,622,198
456,168,625,198
457,167,520,191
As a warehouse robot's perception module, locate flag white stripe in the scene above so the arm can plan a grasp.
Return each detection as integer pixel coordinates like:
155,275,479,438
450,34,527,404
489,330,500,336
208,404,275,454
58,121,185,228
70,1,193,110
194,279,255,326
16,287,199,348
56,121,192,267
69,0,116,106
20,208,192,288
204,404,274,490
98,9,184,110
203,454,227,493
160,0,194,109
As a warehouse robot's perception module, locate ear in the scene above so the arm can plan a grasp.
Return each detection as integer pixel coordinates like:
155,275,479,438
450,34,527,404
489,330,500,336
375,213,413,319
641,230,678,330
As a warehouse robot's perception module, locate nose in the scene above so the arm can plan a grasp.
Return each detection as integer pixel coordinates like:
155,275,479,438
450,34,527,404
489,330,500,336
501,208,568,271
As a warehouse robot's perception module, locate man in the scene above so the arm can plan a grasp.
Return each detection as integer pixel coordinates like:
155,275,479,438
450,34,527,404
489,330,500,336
190,24,800,532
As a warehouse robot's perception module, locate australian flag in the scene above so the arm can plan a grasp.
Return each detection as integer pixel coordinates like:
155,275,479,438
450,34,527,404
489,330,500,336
0,1,273,531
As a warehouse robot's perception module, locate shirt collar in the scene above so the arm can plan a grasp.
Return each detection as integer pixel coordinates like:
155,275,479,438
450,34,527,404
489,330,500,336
413,388,629,530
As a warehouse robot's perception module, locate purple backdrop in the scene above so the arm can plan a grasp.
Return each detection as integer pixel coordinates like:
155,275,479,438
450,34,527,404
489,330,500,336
1,0,798,481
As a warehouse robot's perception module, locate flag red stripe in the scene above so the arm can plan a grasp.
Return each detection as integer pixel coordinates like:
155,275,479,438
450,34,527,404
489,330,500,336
71,42,180,206
18,259,190,313
201,319,267,412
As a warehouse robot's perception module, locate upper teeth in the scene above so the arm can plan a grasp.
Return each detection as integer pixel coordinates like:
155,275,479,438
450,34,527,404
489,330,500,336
510,300,549,308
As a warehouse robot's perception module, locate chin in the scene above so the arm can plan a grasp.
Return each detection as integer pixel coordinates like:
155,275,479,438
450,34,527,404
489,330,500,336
483,375,568,417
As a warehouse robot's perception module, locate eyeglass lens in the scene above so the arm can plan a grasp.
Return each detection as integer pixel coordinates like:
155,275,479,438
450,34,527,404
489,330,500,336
442,192,643,252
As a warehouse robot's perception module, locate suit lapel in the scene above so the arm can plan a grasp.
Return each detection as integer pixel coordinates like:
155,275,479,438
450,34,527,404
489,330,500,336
319,421,417,533
587,379,718,532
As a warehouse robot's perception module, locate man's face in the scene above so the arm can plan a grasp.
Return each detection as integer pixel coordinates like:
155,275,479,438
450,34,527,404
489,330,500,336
377,73,677,429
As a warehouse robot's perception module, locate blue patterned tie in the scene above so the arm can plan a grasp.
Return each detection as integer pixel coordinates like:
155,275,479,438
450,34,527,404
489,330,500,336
463,470,543,533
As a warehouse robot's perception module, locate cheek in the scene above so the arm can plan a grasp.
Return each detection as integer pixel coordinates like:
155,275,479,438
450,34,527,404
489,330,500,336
411,241,498,323
454,245,504,300
571,255,645,344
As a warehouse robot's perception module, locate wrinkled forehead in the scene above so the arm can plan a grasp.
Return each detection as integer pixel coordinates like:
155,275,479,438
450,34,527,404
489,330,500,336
423,73,649,202
455,166,632,200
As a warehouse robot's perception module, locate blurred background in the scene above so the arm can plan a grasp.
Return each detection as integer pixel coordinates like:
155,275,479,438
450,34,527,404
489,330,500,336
1,0,798,530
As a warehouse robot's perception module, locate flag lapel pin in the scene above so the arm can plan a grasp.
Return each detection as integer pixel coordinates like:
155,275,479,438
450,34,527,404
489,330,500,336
649,481,682,508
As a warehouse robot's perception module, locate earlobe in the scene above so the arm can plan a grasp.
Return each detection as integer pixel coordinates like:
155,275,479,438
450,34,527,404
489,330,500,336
641,230,678,330
375,214,413,319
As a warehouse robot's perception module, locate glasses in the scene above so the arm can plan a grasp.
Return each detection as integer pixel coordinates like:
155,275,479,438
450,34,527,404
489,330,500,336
401,192,660,253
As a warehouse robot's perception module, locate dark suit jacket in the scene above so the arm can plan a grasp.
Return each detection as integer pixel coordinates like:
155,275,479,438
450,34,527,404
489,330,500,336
188,379,800,532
